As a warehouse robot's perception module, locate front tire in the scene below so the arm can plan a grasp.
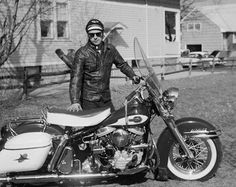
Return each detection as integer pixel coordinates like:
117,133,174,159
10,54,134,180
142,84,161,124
167,136,222,181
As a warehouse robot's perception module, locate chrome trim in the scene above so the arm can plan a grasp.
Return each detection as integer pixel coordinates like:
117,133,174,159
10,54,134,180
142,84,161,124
97,127,116,137
184,129,222,138
0,173,118,183
129,143,149,149
48,134,69,172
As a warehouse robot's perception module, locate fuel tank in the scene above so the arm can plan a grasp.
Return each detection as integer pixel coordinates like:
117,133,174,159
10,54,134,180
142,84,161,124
102,99,150,127
0,132,52,174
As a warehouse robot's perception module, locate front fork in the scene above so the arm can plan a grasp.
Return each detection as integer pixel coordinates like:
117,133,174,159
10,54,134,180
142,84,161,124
164,117,194,159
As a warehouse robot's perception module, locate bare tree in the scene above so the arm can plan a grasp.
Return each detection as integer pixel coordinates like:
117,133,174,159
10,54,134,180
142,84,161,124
0,0,50,67
180,0,224,22
180,0,196,22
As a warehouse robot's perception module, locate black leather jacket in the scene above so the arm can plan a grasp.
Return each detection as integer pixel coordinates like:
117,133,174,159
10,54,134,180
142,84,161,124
69,41,136,104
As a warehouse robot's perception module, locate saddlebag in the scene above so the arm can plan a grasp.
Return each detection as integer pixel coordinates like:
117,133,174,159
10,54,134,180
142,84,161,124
0,132,52,174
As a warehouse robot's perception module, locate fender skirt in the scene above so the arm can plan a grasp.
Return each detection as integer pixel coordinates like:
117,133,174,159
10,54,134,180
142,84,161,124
156,117,220,180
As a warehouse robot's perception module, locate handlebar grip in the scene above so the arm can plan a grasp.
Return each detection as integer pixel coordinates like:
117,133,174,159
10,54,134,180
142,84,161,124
125,90,136,101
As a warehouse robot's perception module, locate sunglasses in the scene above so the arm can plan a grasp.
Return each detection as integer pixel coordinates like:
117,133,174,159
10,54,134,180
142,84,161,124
88,32,102,38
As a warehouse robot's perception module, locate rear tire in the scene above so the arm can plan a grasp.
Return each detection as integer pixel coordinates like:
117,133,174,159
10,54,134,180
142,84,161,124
167,136,222,181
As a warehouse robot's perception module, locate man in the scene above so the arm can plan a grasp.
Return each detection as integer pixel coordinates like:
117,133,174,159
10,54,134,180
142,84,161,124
68,19,140,112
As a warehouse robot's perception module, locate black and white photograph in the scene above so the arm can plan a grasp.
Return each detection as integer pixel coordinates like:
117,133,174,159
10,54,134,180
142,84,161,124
0,0,235,186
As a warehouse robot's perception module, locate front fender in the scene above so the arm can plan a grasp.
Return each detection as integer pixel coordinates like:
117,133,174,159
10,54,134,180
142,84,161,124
174,117,218,132
156,117,220,179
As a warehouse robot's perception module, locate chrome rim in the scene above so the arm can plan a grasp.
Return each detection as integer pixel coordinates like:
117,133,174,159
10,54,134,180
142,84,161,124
169,137,213,175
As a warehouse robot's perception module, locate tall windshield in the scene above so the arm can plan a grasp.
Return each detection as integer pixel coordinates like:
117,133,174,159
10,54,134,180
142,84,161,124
133,37,162,98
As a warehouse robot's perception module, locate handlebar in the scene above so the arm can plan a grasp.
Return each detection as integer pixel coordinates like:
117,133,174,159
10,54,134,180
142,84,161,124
125,85,144,102
125,90,137,101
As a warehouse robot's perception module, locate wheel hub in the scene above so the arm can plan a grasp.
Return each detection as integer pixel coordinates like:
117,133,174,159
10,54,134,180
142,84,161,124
171,137,210,173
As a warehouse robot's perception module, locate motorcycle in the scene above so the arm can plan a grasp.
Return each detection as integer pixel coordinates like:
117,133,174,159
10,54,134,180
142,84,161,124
0,38,222,186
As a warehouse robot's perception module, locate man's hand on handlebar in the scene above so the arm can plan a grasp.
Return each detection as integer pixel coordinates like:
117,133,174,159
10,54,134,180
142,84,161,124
132,75,141,84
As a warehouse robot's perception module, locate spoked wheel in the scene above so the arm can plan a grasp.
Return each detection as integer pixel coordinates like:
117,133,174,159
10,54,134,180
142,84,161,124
167,136,222,181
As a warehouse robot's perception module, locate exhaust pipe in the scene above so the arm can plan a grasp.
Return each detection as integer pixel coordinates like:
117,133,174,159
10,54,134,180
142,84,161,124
0,173,117,184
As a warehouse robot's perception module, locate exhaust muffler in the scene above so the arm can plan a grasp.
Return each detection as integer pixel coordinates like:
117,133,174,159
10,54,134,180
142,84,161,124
0,173,117,184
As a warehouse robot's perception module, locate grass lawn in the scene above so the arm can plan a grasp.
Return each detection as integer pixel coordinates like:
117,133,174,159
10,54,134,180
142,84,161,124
0,70,236,187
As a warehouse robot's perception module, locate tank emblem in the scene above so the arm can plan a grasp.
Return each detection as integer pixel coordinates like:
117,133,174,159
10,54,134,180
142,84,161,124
129,116,142,123
15,154,29,163
109,115,148,126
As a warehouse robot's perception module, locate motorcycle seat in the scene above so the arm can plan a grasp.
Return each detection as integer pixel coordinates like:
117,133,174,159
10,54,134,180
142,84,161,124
46,107,111,127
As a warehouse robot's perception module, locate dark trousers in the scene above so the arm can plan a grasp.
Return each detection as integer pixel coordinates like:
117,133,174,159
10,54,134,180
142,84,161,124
81,99,115,112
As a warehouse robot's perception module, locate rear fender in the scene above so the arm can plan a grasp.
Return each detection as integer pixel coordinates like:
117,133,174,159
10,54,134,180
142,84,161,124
156,117,221,179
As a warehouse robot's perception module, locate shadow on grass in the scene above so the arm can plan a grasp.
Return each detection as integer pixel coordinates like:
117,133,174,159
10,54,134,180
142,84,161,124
61,173,148,187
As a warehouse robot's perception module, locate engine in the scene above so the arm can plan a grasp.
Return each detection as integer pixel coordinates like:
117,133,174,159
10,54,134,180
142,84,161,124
81,126,147,173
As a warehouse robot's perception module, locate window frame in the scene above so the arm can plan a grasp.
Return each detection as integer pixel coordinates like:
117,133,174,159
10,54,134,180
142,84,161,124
194,23,201,31
187,22,201,32
56,1,69,39
187,23,194,31
39,0,54,40
39,0,70,41
165,10,178,42
233,33,236,44
40,20,54,39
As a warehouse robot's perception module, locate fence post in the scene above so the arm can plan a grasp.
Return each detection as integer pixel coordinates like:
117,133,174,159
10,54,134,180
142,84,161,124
211,58,215,74
23,67,28,98
189,59,192,77
161,59,165,80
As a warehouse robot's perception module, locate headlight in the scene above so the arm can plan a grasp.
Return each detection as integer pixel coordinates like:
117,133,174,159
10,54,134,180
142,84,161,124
162,87,179,110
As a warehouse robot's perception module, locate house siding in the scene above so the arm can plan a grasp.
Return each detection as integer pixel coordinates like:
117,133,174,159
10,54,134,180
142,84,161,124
93,1,147,60
181,13,224,53
0,0,181,94
2,0,180,68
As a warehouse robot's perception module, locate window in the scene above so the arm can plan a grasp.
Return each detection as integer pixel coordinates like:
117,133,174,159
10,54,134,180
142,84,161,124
233,33,236,44
187,23,194,31
195,23,201,31
57,21,67,37
41,20,53,37
187,23,201,32
40,1,53,39
56,2,68,38
165,11,176,42
39,0,69,40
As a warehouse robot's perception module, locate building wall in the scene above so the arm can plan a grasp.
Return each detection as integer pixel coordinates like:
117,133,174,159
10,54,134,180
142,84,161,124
3,0,180,69
181,13,223,53
226,33,236,51
223,33,236,57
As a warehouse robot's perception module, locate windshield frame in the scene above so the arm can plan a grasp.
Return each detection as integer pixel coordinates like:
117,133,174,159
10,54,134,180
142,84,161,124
133,37,163,98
